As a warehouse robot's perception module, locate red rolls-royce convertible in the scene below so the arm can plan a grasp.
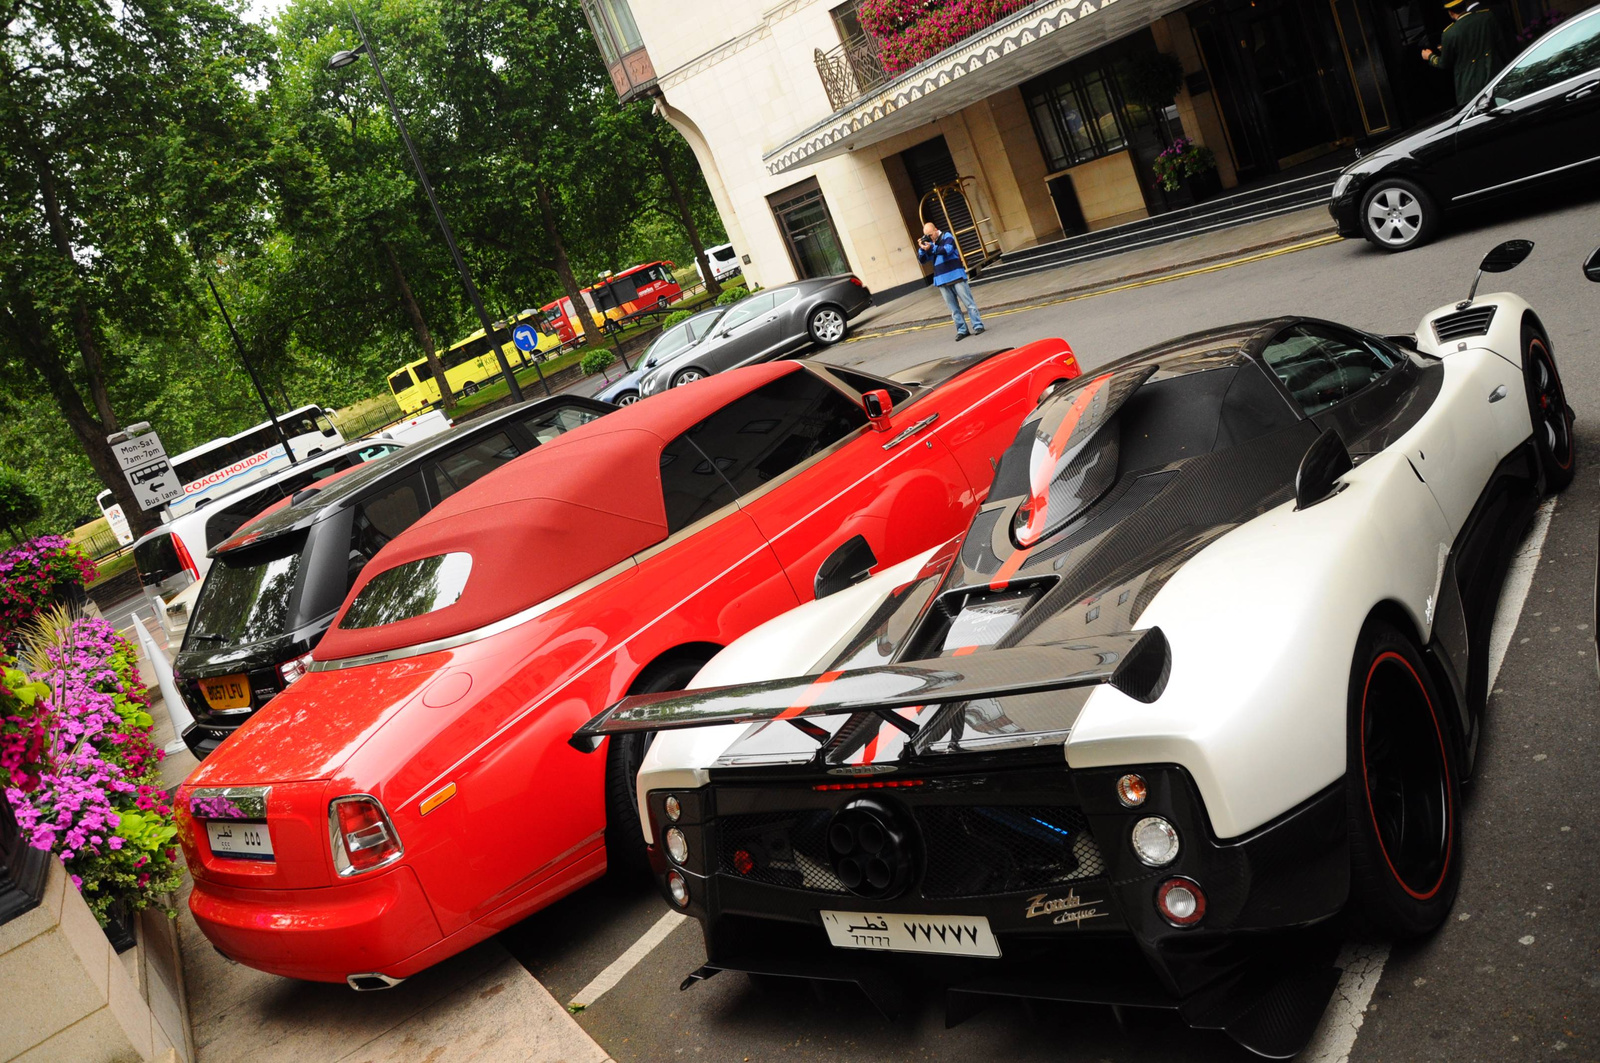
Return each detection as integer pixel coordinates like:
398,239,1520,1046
175,347,1079,986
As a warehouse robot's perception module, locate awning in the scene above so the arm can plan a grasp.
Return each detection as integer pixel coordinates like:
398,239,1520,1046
764,0,1191,176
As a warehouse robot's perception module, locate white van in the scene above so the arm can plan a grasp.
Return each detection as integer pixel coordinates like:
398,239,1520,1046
695,243,743,284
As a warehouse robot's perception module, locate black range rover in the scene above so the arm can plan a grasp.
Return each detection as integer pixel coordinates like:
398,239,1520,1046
174,394,612,757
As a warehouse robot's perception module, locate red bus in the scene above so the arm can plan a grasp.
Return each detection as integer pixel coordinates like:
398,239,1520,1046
538,261,682,341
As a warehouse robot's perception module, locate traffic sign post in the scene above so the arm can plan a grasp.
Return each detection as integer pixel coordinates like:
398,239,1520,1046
111,430,183,512
509,322,552,397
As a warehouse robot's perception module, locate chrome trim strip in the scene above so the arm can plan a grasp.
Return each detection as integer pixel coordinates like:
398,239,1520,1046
309,557,639,671
1453,153,1600,202
188,785,271,820
882,413,940,450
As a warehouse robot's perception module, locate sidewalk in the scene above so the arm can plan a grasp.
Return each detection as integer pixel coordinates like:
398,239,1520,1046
851,204,1338,336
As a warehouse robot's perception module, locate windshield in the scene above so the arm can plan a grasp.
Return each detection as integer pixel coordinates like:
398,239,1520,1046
187,533,307,646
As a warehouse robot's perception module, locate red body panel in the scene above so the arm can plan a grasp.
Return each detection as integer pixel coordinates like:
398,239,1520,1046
179,340,1080,982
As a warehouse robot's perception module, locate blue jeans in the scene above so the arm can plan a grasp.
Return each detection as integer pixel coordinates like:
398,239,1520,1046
937,279,984,335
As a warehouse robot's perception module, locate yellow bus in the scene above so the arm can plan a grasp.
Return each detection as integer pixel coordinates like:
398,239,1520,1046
387,313,562,414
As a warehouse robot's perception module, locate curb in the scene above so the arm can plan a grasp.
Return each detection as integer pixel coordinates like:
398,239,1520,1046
847,223,1341,341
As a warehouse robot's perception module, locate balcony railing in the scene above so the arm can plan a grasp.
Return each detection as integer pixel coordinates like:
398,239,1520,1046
814,35,892,111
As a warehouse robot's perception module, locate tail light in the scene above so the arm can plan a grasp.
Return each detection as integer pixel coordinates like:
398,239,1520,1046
848,276,864,287
172,533,200,579
277,652,316,687
329,795,403,876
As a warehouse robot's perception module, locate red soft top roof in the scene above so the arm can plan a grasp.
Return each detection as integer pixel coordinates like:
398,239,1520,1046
315,362,800,661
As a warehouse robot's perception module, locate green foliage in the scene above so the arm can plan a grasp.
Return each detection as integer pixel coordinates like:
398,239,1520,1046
0,468,43,538
1123,51,1186,112
580,349,618,376
1152,138,1217,192
661,310,695,328
716,285,751,305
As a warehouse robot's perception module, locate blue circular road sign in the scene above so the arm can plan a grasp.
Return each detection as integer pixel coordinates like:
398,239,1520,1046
512,323,540,352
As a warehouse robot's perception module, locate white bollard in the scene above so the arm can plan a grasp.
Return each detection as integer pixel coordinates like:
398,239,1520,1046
132,614,193,756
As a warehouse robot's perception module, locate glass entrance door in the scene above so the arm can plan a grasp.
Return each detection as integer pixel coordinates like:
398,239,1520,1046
768,178,850,279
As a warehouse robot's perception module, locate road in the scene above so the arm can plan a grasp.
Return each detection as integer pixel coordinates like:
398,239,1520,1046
499,194,1600,1063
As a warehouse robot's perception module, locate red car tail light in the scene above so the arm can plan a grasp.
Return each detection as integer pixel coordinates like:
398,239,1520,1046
848,276,864,287
329,795,403,876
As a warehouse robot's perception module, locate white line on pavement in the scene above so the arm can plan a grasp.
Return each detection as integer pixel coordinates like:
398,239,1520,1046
569,910,687,1010
1299,496,1555,1063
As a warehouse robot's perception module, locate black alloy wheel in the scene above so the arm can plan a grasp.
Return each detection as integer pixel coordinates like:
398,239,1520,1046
1345,620,1461,936
1523,322,1575,492
604,654,715,876
1359,177,1438,253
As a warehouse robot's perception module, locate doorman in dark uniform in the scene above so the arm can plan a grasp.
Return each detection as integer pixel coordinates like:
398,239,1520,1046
1422,0,1513,107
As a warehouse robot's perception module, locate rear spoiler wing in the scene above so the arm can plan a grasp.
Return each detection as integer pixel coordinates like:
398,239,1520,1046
569,627,1168,752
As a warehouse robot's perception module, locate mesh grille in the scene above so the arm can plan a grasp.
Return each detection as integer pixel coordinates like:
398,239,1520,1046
917,805,1104,898
1432,306,1496,344
715,803,1105,900
717,810,847,894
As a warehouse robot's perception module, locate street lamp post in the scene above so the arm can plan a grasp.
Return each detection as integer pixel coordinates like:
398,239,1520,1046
330,11,523,403
207,277,298,466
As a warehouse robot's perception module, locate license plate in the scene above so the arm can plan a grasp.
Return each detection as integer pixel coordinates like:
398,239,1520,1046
205,820,273,860
200,674,250,711
820,909,1000,958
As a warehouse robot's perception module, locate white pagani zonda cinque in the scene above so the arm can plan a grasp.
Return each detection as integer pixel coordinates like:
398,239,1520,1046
572,240,1578,1058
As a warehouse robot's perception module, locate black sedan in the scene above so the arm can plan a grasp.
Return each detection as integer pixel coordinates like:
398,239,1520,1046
639,275,872,395
1330,7,1600,252
173,394,611,758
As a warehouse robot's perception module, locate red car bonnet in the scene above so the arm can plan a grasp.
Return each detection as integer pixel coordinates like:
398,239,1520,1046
315,362,802,661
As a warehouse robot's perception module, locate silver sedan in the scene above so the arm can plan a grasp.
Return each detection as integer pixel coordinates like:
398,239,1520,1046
640,275,873,396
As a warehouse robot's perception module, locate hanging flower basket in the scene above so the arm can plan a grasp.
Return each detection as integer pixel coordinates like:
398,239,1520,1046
1152,137,1218,194
0,535,97,646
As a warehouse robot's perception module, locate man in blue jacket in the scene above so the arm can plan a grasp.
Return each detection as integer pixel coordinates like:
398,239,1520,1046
917,222,985,341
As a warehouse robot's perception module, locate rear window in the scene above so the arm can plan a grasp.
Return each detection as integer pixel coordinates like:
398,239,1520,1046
389,370,415,396
187,533,307,646
133,533,181,585
340,553,473,630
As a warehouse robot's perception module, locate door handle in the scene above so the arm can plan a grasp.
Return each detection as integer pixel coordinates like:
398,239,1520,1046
1567,81,1599,101
1489,384,1508,403
881,413,939,450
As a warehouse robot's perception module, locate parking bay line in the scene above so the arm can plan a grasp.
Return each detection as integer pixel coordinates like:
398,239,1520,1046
563,505,1557,1044
568,909,687,1011
1299,497,1555,1063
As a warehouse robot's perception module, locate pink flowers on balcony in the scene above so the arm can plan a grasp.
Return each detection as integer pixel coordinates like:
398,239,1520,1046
858,0,1032,75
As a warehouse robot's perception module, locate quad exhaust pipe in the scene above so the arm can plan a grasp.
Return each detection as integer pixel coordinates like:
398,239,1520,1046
347,972,405,991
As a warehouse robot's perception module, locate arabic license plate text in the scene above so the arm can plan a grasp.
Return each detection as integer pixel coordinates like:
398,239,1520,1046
200,674,250,711
820,910,1000,958
206,820,273,860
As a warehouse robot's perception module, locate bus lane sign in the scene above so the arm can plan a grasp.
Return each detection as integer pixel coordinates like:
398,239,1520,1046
112,431,183,511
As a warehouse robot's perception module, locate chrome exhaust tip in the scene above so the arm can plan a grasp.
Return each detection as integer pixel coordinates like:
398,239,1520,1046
347,972,405,991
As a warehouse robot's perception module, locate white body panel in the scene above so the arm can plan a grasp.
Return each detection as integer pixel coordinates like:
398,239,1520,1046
634,548,937,842
638,294,1542,844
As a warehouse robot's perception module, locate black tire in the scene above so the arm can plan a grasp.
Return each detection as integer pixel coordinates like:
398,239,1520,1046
1522,320,1575,493
657,296,670,310
807,304,848,346
605,655,714,876
671,367,707,388
614,390,640,406
1358,177,1438,253
461,380,480,396
1345,620,1462,937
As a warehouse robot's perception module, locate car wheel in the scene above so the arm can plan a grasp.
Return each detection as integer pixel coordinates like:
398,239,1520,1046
808,305,847,346
1359,178,1437,252
672,367,706,388
1345,619,1461,937
461,381,479,396
604,655,714,877
1522,320,1575,493
614,390,640,406
657,296,670,310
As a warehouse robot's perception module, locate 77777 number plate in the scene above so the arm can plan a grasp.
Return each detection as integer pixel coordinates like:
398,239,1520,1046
820,909,1001,958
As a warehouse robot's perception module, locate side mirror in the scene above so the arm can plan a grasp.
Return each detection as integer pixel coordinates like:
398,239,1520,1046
814,534,878,599
1584,246,1600,282
1480,239,1534,274
1295,429,1352,511
864,389,893,432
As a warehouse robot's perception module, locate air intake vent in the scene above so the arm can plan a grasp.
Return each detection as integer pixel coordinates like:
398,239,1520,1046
1432,305,1497,344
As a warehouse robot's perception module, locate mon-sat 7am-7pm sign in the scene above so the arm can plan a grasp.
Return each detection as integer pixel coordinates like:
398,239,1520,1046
112,430,183,511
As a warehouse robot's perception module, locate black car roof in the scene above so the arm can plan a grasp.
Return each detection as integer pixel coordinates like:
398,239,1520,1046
215,393,613,551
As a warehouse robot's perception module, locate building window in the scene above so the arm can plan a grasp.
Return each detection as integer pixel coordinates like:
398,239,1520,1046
1024,61,1133,173
768,178,851,280
583,0,643,62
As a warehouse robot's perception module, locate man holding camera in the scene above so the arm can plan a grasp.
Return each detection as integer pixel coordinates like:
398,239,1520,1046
917,221,985,341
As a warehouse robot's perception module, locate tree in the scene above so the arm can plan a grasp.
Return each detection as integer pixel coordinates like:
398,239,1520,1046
0,467,42,542
0,0,273,536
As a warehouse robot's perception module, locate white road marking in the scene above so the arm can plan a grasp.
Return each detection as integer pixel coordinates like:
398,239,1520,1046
1300,497,1555,1063
568,910,687,1010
